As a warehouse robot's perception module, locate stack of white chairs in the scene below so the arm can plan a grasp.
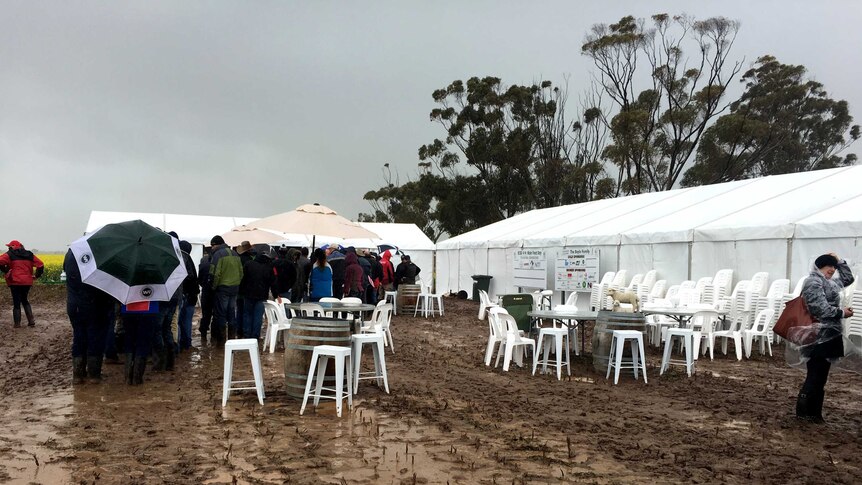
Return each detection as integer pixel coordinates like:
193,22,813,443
600,271,616,285
627,273,644,291
846,290,862,348
589,282,611,311
728,280,753,331
746,272,770,329
791,276,806,297
665,285,681,306
711,269,734,306
753,279,790,344
695,277,714,305
679,280,697,291
677,288,703,308
646,280,667,304
610,270,628,290
485,307,529,368
641,270,658,291
643,298,676,346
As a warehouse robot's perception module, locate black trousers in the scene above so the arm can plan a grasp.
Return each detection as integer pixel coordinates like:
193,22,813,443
801,356,831,395
10,285,31,311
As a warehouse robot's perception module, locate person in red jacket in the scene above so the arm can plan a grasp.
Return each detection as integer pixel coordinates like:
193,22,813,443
0,240,44,327
380,250,396,292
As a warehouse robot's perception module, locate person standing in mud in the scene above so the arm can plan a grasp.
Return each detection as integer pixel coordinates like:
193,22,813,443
796,253,854,423
120,301,162,385
198,247,214,344
0,240,44,327
63,248,115,384
177,240,199,352
208,235,243,344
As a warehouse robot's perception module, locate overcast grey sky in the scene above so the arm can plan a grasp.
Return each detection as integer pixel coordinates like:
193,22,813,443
1,0,860,250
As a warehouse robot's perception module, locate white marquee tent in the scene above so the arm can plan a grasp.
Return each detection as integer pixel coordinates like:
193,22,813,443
436,165,862,303
84,211,435,274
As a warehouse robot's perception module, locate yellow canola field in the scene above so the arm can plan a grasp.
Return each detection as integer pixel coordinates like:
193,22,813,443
35,253,65,284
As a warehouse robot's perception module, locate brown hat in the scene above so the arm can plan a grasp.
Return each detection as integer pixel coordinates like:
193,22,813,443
237,241,253,254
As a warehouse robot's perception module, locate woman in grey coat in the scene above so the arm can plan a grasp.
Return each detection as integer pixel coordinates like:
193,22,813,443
796,253,854,423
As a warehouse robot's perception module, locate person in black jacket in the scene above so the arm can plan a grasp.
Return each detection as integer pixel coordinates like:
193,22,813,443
273,247,297,301
239,246,277,339
177,240,199,351
393,254,421,289
64,249,116,383
326,244,347,299
197,247,213,344
298,247,311,301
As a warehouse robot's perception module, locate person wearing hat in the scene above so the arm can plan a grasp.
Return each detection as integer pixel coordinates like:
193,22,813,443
796,252,854,423
0,240,44,327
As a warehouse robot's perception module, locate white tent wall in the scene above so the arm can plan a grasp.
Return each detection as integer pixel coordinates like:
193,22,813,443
436,167,862,305
436,249,457,295
792,237,862,283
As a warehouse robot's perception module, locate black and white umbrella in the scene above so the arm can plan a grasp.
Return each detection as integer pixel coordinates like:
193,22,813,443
69,219,187,304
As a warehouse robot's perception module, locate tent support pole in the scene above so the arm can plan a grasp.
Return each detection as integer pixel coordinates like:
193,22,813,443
687,242,693,280
786,238,793,280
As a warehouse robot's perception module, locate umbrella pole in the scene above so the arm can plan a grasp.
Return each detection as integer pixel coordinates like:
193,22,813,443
308,234,316,299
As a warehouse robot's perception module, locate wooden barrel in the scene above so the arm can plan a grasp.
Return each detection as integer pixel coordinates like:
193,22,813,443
397,284,421,315
284,316,352,400
592,311,646,374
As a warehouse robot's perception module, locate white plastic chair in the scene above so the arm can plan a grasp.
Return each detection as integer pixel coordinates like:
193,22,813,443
499,313,536,372
341,297,362,304
627,274,644,291
600,271,615,285
611,270,628,289
847,290,862,348
648,280,667,303
478,289,499,320
743,309,776,357
361,303,394,352
677,288,702,308
299,303,325,317
263,300,292,354
641,270,658,291
552,304,580,355
484,307,509,366
710,309,744,361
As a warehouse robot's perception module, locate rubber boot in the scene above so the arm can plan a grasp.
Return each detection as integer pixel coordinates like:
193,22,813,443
12,307,21,328
200,332,208,347
151,349,164,372
810,391,826,424
796,393,812,420
132,356,147,385
165,349,175,372
86,356,103,382
124,355,135,385
73,357,87,385
23,304,35,327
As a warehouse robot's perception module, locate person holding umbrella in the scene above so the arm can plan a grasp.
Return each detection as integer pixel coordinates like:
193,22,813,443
63,248,115,383
69,220,188,385
0,240,44,327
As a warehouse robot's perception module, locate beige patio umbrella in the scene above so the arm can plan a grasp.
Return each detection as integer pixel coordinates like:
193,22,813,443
220,225,284,247
248,203,380,241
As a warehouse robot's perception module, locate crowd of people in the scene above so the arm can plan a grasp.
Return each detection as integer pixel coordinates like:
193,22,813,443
61,232,421,387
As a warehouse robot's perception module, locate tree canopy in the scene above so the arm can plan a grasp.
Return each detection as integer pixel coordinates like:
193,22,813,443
361,13,857,242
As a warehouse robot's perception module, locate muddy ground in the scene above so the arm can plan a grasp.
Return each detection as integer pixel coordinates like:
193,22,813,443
1,286,861,484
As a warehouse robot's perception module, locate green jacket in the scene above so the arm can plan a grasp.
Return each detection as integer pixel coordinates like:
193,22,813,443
210,244,243,288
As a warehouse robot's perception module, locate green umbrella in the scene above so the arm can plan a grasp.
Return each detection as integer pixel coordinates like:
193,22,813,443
69,219,187,303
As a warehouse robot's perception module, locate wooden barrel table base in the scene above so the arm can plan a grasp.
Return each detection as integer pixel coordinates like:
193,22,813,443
284,316,352,400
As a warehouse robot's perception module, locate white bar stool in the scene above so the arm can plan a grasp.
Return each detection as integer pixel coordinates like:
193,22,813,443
222,338,265,406
384,291,398,315
300,345,353,417
605,330,648,385
533,327,571,380
660,328,695,376
351,331,390,394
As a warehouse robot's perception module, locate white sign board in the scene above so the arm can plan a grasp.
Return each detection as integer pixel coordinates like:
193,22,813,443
513,249,547,288
555,248,600,292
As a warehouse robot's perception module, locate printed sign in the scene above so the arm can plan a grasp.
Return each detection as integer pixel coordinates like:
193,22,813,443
554,248,600,292
513,249,547,288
